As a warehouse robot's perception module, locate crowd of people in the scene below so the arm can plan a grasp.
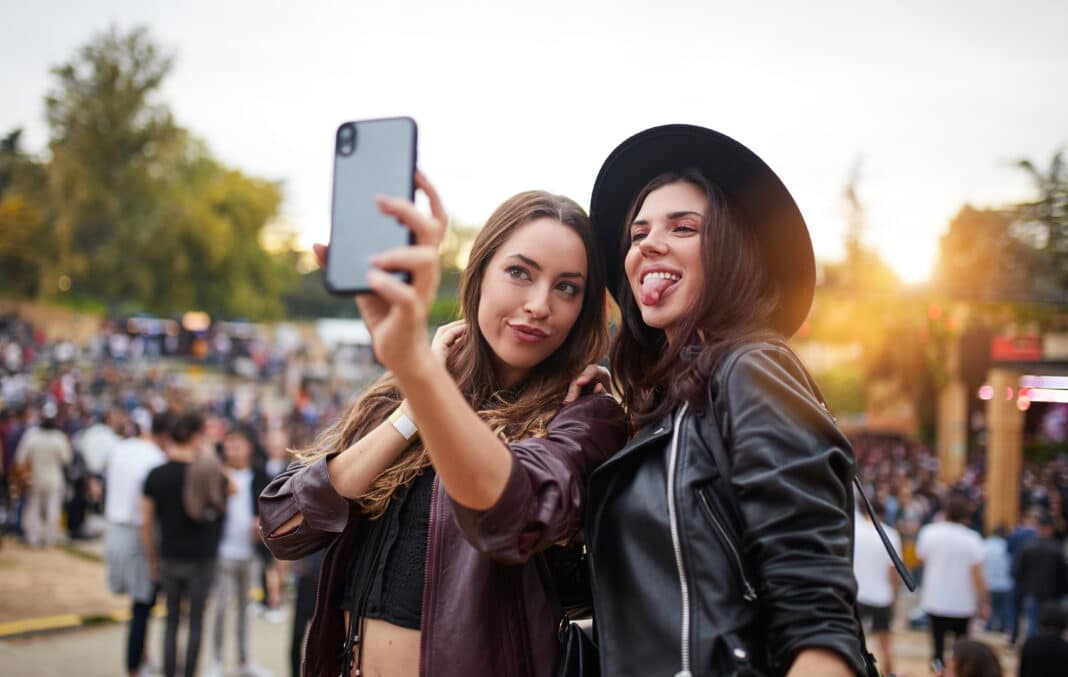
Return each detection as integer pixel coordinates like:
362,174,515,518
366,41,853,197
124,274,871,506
0,316,367,676
851,433,1068,676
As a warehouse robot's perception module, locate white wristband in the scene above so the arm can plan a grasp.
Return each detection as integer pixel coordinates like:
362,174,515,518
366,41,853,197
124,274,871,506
388,407,420,443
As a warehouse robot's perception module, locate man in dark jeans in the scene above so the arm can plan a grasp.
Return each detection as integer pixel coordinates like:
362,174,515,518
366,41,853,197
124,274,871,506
141,412,225,677
1012,513,1068,639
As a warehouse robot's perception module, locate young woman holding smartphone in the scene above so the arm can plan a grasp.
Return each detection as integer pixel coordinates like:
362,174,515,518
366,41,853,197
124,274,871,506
259,174,626,677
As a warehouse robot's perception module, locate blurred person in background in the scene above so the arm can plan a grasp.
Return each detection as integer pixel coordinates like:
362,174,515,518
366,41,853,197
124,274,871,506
73,406,124,537
14,401,71,546
206,424,271,677
853,498,902,675
1012,512,1068,639
982,524,1014,634
1008,508,1042,644
105,411,170,677
259,426,291,623
897,481,928,574
4,405,30,536
289,549,323,677
934,638,1003,677
142,411,223,677
917,495,989,667
1019,600,1068,677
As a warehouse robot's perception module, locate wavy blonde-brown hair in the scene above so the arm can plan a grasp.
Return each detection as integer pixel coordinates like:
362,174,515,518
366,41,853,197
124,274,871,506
297,190,609,518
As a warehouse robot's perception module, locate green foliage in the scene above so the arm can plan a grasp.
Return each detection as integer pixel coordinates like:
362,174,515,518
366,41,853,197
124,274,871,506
812,363,867,416
0,25,298,320
0,130,53,297
933,151,1068,305
283,269,359,319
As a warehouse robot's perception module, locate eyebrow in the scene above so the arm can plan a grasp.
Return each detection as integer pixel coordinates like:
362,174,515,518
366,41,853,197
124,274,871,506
506,253,585,279
631,210,704,227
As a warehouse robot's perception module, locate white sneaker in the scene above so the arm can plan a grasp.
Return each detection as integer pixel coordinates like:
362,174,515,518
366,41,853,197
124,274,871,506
263,608,286,624
238,661,273,677
202,660,224,677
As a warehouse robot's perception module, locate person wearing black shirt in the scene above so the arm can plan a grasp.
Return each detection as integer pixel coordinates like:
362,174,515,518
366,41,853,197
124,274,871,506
141,412,224,677
1019,601,1068,677
1012,514,1068,638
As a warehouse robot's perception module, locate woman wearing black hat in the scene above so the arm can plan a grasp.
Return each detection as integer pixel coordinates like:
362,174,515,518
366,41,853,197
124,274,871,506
585,125,868,676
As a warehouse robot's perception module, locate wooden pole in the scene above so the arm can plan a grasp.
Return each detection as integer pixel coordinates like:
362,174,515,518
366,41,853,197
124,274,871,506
984,368,1023,535
937,378,968,485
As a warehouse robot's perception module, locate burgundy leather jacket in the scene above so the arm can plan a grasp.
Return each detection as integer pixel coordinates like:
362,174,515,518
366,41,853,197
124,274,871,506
258,393,627,677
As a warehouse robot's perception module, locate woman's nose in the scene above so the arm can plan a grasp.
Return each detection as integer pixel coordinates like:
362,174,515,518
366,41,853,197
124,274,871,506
523,287,551,318
638,228,668,256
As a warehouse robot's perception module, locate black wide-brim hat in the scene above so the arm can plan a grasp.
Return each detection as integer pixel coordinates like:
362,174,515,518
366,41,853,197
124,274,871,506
589,124,815,337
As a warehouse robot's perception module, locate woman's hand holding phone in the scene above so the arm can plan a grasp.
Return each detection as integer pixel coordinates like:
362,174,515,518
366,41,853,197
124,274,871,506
355,172,448,376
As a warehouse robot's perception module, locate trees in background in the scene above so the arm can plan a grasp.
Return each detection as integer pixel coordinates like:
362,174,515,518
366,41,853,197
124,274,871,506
933,150,1068,305
0,130,53,298
3,26,296,320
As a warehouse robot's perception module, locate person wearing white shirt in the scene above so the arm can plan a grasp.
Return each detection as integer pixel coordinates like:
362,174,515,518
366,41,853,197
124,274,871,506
104,412,169,677
15,403,71,547
853,502,903,676
916,496,989,667
206,425,270,677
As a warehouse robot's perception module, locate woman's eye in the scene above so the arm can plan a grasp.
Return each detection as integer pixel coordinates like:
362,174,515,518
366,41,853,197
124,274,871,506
675,222,698,233
505,266,530,281
556,281,581,297
630,231,647,243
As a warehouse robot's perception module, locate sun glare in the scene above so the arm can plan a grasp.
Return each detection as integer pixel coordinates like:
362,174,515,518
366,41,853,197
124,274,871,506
880,240,936,286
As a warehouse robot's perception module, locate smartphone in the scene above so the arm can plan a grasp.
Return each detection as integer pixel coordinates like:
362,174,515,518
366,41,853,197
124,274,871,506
325,116,418,295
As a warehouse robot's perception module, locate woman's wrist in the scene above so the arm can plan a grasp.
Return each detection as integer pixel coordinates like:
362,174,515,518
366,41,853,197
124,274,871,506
390,346,442,388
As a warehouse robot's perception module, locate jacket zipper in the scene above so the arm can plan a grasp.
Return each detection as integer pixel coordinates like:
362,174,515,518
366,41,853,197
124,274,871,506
696,488,757,602
666,402,692,677
419,475,441,677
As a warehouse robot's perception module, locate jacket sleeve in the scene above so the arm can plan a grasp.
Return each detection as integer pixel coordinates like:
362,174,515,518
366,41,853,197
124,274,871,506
257,455,351,560
451,393,628,565
718,344,863,673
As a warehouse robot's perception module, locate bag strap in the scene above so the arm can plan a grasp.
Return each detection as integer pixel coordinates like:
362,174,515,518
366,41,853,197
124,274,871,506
853,475,917,592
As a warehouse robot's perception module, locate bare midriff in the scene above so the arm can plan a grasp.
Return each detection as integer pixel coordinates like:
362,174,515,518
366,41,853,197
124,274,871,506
342,612,421,677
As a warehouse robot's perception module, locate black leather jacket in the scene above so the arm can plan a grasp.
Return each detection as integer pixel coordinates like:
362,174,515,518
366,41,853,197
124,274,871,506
587,342,864,676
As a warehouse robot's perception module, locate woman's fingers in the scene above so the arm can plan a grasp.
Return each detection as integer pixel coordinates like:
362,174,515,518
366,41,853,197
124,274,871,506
375,196,443,248
313,243,328,268
562,364,612,404
371,245,440,300
430,321,465,371
366,269,421,309
415,171,448,237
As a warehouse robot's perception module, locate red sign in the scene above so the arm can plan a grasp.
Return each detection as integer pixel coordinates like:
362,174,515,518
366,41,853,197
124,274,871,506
991,335,1043,361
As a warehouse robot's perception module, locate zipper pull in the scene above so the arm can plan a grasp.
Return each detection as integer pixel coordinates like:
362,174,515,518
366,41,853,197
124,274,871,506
742,580,758,601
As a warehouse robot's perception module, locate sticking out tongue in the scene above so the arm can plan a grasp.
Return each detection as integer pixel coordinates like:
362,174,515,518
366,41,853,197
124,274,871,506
641,276,676,305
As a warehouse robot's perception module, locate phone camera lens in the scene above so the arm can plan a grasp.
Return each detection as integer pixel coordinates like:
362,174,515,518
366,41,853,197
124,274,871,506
339,124,354,139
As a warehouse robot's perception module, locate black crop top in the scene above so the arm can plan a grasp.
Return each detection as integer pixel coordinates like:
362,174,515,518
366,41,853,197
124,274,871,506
340,467,435,630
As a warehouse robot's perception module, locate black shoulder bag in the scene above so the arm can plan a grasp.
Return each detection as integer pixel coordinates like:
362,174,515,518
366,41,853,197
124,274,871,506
547,539,600,677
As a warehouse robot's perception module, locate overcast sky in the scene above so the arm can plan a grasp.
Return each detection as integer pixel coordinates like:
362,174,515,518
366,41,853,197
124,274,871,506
4,0,1066,283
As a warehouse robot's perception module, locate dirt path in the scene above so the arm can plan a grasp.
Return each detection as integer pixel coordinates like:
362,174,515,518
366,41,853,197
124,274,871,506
0,539,127,624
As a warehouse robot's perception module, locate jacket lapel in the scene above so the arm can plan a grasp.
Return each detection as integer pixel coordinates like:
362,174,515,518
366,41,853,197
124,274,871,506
592,411,674,477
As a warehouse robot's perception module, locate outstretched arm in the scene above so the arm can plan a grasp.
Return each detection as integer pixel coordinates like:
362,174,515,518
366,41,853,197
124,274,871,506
354,173,515,510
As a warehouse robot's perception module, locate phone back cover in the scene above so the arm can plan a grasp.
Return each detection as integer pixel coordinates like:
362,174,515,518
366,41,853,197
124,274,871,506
327,117,416,294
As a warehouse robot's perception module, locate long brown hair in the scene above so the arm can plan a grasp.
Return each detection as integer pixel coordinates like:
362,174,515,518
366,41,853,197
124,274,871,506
610,169,780,427
299,191,609,517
